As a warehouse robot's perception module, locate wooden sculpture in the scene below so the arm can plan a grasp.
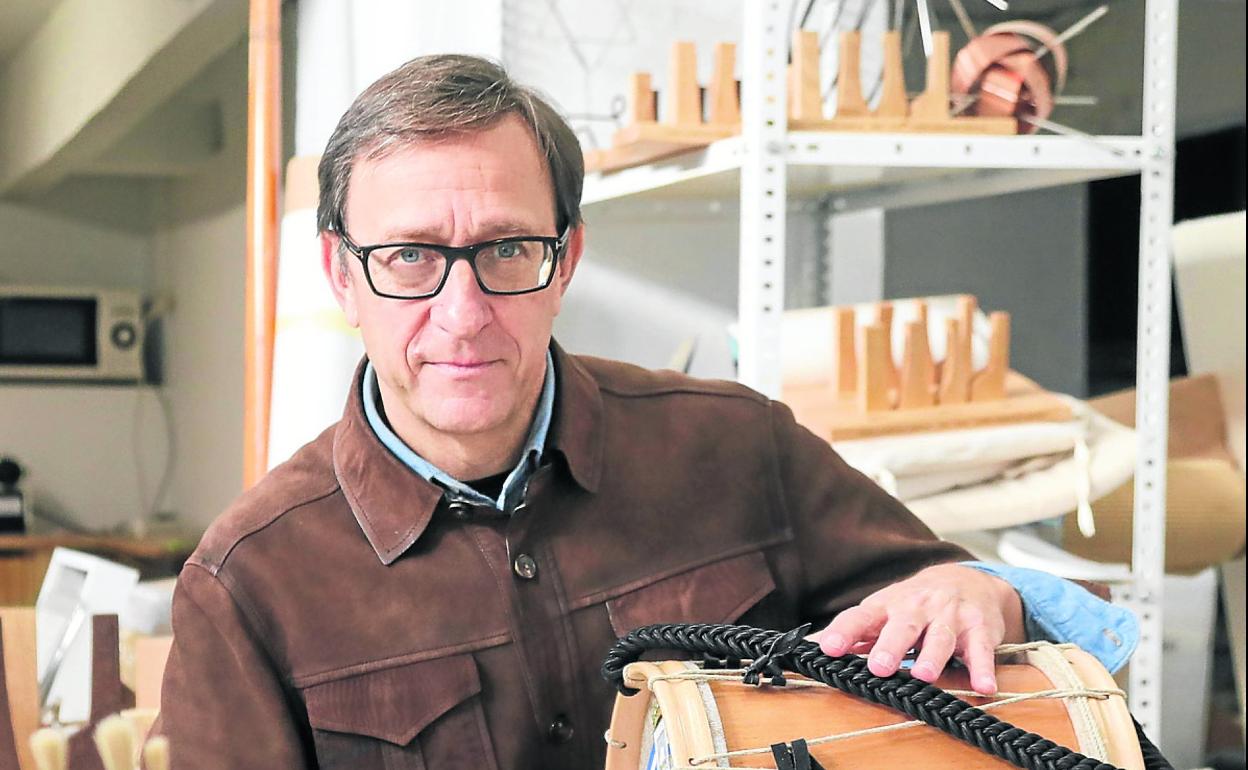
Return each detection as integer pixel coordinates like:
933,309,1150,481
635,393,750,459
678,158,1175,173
788,30,1016,135
584,41,741,173
783,295,1073,441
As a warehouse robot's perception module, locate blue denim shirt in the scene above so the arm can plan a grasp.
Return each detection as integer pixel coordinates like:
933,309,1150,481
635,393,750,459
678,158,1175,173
362,358,1138,673
963,561,1138,673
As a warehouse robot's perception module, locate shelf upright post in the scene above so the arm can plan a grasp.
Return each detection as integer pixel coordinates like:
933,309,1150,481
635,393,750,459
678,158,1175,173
1128,0,1179,735
738,0,790,398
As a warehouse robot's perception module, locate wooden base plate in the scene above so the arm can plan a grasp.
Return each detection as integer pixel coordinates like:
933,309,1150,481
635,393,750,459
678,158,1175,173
586,122,739,173
789,115,1016,135
783,370,1074,441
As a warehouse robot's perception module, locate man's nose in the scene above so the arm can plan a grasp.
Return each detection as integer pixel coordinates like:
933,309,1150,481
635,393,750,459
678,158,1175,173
430,259,491,336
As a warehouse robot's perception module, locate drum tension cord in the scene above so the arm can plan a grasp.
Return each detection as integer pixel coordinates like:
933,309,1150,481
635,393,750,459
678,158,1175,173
602,622,1176,770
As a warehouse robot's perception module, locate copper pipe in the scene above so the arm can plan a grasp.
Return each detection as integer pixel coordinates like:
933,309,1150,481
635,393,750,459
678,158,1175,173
244,0,281,489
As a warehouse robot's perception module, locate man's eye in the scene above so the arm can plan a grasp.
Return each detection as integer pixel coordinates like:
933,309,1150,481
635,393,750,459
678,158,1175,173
398,248,427,263
496,242,521,259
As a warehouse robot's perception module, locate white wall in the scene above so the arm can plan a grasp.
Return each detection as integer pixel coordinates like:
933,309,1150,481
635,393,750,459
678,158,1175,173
147,33,252,530
0,200,162,531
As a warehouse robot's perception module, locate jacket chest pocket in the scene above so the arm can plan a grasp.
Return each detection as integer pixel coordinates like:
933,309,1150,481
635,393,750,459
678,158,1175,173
604,550,779,637
301,653,498,770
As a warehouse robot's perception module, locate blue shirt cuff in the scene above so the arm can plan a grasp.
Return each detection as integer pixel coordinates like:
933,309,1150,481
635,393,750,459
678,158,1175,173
961,561,1139,673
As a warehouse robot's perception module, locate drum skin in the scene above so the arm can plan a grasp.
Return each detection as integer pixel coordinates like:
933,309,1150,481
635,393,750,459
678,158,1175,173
604,647,1145,770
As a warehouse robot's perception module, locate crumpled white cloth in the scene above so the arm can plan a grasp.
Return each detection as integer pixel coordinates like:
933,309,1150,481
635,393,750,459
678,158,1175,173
833,399,1137,536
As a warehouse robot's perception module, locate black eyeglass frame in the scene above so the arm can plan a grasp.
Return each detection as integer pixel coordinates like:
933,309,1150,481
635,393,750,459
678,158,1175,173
337,227,571,300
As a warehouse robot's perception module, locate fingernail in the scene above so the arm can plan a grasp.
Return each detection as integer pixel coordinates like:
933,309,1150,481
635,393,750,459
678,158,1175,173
975,675,997,694
912,662,936,680
871,652,896,671
822,633,848,653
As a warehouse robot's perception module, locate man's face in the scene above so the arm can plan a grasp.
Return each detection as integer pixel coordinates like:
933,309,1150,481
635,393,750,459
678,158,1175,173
323,116,583,440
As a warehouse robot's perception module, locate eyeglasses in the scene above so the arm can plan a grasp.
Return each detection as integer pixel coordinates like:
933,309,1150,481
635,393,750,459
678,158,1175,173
338,228,570,300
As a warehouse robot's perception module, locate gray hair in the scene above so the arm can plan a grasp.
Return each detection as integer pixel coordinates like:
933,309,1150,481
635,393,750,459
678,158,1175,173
316,54,584,239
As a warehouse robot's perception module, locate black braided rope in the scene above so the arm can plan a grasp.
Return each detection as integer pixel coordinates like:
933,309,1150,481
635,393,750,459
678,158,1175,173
601,622,1175,770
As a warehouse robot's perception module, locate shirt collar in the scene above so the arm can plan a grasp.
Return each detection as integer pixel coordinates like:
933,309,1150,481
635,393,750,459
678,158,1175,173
334,342,602,565
361,351,555,512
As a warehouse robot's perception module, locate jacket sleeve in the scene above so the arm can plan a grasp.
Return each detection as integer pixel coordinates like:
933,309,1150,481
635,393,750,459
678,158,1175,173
154,563,311,769
768,399,972,625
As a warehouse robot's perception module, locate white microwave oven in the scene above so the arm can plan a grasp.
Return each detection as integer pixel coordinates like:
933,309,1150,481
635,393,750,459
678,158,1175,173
0,285,144,382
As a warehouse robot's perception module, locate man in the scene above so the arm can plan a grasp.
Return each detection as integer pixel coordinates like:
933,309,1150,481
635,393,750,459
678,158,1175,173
157,54,1136,769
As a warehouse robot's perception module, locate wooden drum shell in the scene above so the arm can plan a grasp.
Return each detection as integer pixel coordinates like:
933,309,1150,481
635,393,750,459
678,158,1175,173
605,647,1144,770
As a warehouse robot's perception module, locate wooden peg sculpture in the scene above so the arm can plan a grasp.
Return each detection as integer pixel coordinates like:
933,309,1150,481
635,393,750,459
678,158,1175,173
910,31,952,125
629,72,657,124
898,320,937,408
832,306,857,395
910,31,1015,134
835,31,869,118
875,30,909,120
971,311,1011,400
938,316,971,404
789,30,824,126
858,324,892,412
588,41,740,173
707,43,740,126
875,302,899,395
667,41,700,126
784,296,1072,440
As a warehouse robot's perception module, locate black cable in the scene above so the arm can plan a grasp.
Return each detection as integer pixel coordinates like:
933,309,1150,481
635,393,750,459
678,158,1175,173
602,622,1175,770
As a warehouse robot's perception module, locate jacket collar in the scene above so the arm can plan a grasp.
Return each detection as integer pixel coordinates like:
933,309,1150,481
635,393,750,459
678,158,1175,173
333,340,603,565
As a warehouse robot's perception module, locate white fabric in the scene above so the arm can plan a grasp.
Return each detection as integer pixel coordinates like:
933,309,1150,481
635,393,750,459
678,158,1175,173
904,405,1137,535
835,419,1083,482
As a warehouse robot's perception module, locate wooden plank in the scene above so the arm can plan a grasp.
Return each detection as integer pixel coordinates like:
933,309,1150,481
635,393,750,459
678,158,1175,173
858,324,891,412
875,30,909,119
789,30,823,123
1,608,38,770
971,311,1011,401
706,43,739,126
134,636,173,712
244,0,282,492
898,320,936,409
876,302,899,394
909,30,951,123
666,41,700,125
629,72,656,124
832,306,857,396
835,31,868,117
938,317,971,405
785,371,1074,441
588,122,738,173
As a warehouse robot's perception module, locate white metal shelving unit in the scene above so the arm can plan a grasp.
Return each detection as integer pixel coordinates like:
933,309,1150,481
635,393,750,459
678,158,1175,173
582,0,1177,732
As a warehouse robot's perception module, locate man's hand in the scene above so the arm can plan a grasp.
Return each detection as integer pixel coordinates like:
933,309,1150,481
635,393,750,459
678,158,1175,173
811,564,1024,695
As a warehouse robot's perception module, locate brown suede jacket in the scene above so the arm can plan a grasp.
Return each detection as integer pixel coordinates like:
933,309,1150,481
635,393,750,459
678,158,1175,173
156,344,968,769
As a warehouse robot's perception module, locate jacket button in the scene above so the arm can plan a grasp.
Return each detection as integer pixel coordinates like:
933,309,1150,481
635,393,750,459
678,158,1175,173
448,501,473,520
547,714,573,744
513,554,538,580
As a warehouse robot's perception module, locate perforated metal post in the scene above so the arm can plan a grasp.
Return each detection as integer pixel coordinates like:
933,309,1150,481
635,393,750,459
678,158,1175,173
1128,0,1179,736
738,0,790,398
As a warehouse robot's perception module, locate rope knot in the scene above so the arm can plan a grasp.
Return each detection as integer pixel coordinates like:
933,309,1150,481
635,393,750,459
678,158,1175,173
742,623,811,687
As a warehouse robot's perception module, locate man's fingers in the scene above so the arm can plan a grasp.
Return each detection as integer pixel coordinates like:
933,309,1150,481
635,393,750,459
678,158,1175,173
866,611,928,677
959,625,999,695
817,605,886,656
911,614,959,683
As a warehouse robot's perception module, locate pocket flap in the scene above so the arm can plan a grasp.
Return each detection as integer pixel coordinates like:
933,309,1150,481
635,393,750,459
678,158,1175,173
606,550,776,637
303,654,480,745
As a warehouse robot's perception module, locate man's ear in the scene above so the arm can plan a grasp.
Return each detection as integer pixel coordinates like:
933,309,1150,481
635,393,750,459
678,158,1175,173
550,224,585,316
321,232,360,328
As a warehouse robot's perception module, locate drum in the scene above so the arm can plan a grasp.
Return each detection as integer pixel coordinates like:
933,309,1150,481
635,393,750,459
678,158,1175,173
604,639,1146,770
